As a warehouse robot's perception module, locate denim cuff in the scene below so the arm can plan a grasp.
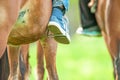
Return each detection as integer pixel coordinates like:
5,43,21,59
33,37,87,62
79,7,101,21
52,0,69,14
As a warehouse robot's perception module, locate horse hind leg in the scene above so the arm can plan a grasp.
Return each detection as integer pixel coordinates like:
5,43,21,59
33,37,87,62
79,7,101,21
20,44,30,80
36,41,45,80
7,46,22,80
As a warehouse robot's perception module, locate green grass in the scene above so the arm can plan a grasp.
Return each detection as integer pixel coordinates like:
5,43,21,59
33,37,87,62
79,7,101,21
29,34,114,80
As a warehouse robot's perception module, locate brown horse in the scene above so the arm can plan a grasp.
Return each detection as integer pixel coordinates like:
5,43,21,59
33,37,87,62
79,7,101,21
0,0,59,80
89,0,120,80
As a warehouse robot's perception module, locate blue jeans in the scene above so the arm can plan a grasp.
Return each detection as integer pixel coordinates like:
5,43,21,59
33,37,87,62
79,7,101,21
52,0,69,14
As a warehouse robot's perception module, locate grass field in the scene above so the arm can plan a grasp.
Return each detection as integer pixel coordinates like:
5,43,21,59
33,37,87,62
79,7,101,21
28,0,114,80
29,35,114,80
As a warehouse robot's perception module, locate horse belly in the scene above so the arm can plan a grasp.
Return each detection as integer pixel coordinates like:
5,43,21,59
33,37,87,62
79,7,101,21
7,0,52,45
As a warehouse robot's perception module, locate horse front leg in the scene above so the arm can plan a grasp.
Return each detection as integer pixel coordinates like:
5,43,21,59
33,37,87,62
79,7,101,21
7,45,22,80
43,37,58,80
36,41,45,80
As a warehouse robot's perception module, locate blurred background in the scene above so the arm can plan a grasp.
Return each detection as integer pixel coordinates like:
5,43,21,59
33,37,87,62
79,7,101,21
29,0,114,80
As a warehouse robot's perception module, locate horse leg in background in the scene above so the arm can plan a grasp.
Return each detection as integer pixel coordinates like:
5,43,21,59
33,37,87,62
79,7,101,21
102,24,120,80
0,48,9,80
95,0,118,79
7,46,22,80
36,41,45,80
103,1,120,79
0,0,21,58
0,47,26,80
20,44,30,80
42,37,58,80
